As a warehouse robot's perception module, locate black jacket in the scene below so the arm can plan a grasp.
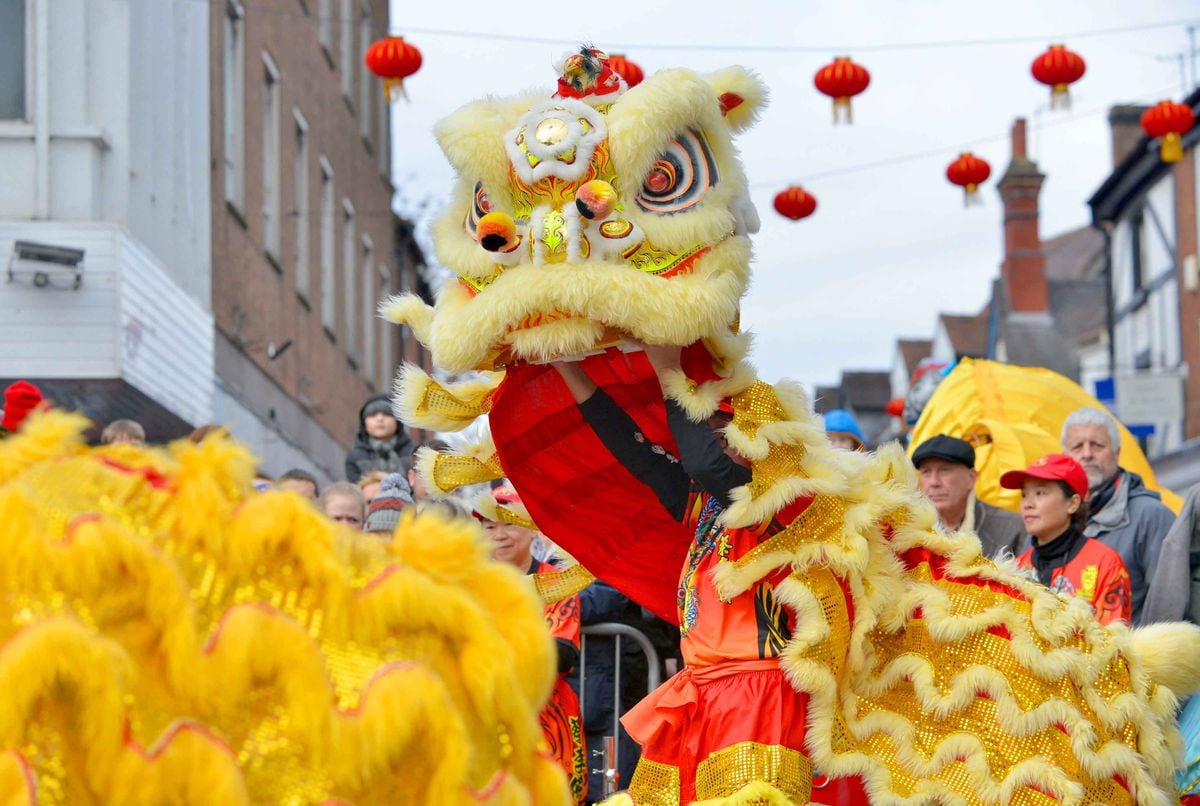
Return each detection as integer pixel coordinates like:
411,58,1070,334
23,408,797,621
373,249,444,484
344,394,415,482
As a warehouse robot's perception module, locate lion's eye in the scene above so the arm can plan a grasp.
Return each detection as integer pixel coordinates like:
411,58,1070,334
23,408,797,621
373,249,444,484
635,129,719,214
465,181,492,234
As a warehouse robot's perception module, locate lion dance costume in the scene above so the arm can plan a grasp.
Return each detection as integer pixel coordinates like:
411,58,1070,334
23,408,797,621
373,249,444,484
386,49,1200,804
0,412,571,803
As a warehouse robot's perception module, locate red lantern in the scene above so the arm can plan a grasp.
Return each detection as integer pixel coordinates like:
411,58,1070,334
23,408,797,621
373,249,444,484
774,186,817,221
1141,100,1195,164
1030,44,1085,110
364,36,422,101
946,152,991,207
606,53,644,88
813,56,870,124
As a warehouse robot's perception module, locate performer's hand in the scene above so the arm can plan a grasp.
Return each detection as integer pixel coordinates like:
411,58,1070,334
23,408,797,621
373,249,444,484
639,343,683,376
550,359,598,404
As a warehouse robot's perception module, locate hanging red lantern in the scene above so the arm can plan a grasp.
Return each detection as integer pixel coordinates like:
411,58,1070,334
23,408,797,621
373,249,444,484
813,56,870,124
606,53,644,88
774,186,817,221
364,36,422,101
1141,100,1195,164
1030,44,1085,110
946,152,991,207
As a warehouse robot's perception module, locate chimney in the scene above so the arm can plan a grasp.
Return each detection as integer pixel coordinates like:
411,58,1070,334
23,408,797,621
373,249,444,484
997,118,1049,315
1108,105,1150,167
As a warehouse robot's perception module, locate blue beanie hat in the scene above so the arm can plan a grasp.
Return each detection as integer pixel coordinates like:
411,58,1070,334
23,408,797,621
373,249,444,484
823,409,866,448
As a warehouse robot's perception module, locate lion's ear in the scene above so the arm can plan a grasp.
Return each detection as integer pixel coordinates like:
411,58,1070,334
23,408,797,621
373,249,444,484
705,66,768,134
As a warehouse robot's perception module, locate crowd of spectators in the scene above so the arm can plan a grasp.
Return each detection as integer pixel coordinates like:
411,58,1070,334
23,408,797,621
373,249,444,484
5,377,1200,800
910,405,1185,627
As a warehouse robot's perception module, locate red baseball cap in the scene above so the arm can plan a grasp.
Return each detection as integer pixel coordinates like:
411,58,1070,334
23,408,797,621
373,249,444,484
999,453,1088,499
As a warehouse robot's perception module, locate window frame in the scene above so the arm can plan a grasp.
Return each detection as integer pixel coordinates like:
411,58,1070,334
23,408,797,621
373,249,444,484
319,156,336,335
342,197,358,360
358,0,373,143
0,0,31,122
223,0,247,213
339,0,355,106
262,51,283,263
292,108,310,301
361,233,376,384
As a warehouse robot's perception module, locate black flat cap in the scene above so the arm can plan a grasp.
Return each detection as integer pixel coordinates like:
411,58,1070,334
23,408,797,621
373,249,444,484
911,434,975,469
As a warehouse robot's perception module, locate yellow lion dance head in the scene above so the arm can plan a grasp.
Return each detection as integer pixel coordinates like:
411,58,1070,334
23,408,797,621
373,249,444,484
386,48,766,373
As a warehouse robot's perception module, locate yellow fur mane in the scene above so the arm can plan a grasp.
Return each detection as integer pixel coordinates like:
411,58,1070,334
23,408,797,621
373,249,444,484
0,411,568,804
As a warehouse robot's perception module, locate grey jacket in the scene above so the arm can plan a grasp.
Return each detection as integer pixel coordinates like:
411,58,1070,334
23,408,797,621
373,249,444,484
1083,469,1176,625
1140,484,1197,624
973,498,1027,559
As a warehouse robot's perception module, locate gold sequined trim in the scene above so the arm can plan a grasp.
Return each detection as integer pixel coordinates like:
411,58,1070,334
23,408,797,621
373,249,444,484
627,757,681,806
430,452,505,494
533,564,596,605
747,443,806,500
734,495,847,572
417,377,497,426
788,566,851,680
694,741,813,802
731,381,790,441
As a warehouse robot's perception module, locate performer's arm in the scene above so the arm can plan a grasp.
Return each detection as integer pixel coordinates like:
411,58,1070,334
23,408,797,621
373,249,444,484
642,345,752,508
555,638,580,673
552,361,692,521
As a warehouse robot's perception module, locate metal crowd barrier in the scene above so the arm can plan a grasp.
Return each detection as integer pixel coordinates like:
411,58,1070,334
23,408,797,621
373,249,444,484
578,623,663,799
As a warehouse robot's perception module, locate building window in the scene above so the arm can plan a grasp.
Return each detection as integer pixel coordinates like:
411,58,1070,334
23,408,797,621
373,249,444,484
377,85,389,177
1131,209,1146,293
0,0,27,120
318,0,332,54
358,0,372,142
319,157,336,333
380,267,394,386
361,235,376,384
340,0,354,104
293,109,310,299
262,53,282,261
342,199,358,359
223,0,246,211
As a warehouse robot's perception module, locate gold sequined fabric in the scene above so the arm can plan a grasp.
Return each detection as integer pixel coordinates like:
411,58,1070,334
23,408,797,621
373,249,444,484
734,495,846,572
533,564,596,605
730,382,789,442
626,757,681,806
417,377,497,426
431,451,506,493
694,742,812,802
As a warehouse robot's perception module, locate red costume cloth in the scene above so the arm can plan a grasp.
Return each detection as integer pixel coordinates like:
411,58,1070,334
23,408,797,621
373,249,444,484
493,351,869,803
1018,537,1132,625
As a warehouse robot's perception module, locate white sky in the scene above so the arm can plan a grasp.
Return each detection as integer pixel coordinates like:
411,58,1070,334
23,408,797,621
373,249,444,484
387,0,1197,388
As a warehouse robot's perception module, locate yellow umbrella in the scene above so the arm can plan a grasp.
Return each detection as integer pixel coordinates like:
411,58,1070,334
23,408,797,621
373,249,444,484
909,358,1182,514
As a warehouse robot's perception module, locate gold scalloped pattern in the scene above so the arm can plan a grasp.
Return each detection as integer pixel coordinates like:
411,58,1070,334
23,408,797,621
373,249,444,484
675,367,1181,806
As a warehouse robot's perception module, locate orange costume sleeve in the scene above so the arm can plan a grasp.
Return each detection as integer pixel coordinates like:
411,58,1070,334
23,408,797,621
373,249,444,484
1090,551,1132,626
544,594,582,648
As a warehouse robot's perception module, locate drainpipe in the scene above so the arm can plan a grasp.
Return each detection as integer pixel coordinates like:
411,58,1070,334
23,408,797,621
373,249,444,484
1097,221,1116,376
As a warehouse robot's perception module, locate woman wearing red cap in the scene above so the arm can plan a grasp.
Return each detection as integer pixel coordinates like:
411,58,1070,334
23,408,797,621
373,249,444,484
1001,454,1132,625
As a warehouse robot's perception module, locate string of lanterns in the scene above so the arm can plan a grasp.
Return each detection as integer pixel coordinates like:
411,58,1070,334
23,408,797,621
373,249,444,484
362,36,1197,221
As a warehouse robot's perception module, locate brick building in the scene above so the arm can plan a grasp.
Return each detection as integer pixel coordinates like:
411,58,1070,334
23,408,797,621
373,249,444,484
210,0,428,481
0,0,427,483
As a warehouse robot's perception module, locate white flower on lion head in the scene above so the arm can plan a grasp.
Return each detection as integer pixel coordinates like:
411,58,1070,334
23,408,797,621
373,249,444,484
384,58,767,373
